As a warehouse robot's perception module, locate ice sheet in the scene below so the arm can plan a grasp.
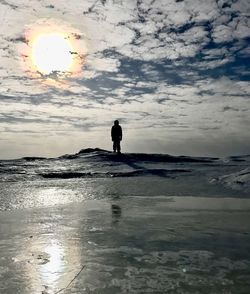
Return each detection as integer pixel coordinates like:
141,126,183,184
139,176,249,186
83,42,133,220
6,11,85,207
0,197,250,293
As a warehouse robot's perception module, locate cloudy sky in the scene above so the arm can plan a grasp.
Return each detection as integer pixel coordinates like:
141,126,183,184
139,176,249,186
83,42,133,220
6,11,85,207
0,0,249,159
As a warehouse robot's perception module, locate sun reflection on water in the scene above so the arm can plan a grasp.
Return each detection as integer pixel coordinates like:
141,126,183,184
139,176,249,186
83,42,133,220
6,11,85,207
40,241,65,286
20,222,83,293
35,188,74,207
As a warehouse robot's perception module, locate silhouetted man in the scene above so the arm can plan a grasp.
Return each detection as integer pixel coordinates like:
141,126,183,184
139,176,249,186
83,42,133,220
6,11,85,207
111,120,122,153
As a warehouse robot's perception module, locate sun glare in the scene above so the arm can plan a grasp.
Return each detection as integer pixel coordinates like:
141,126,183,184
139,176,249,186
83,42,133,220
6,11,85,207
21,19,87,83
32,33,73,75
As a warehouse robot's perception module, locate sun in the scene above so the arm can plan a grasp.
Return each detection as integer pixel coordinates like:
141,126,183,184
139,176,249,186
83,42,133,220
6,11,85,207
31,33,74,75
20,19,87,83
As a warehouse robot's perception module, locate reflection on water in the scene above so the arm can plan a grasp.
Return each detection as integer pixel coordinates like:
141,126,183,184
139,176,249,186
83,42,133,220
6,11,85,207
20,236,71,293
11,209,84,293
35,188,75,207
41,241,65,286
111,204,122,224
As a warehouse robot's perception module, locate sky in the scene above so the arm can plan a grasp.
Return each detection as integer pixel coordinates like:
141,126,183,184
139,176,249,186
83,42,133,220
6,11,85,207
0,0,249,159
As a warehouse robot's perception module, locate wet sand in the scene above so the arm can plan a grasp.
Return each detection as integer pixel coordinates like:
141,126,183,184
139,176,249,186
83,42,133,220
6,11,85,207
0,196,250,293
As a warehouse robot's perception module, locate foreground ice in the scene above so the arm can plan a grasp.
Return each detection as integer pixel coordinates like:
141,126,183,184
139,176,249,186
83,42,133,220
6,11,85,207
1,197,250,294
0,149,250,293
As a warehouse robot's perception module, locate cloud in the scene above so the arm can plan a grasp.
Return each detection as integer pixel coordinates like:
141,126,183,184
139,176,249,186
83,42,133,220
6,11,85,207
0,0,249,158
85,55,121,72
0,0,18,9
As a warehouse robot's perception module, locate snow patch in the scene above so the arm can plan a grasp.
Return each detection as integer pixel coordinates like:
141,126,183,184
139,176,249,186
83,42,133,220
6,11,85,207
214,168,250,193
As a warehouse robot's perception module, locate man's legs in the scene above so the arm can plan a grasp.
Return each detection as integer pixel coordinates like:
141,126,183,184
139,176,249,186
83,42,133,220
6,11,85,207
113,141,117,152
117,141,121,153
113,140,121,153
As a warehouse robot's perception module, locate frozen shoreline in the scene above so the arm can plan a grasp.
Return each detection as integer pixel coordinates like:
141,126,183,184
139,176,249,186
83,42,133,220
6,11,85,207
1,196,250,293
0,149,249,292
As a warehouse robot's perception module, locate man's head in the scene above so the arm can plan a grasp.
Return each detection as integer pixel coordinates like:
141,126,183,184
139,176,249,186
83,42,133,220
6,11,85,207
114,120,119,126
